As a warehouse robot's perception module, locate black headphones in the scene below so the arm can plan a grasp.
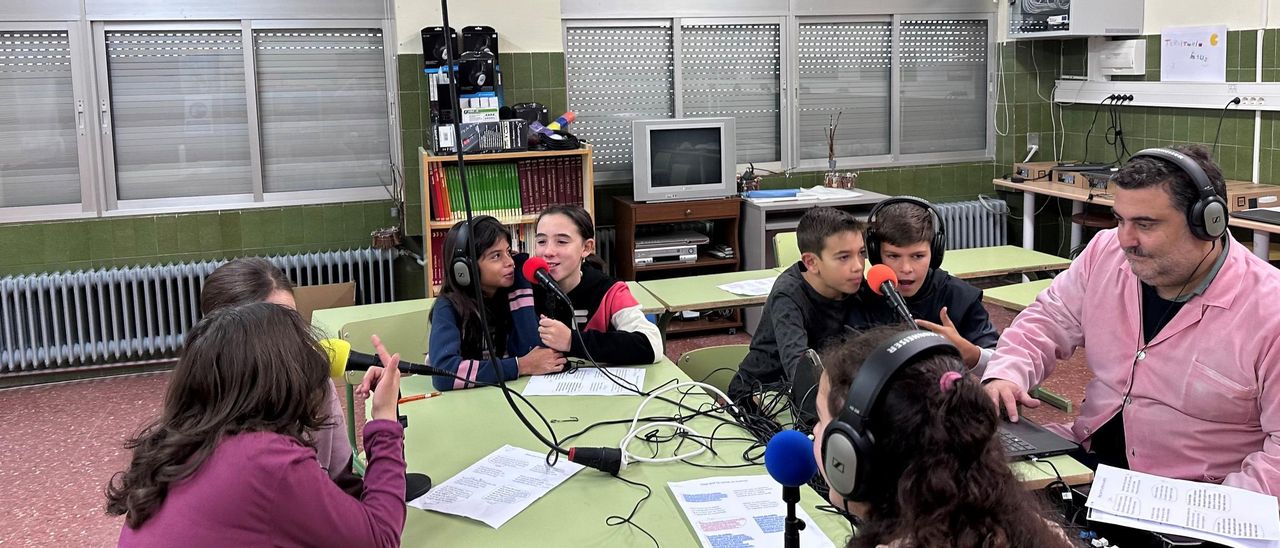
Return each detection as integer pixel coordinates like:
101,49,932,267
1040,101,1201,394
865,196,947,269
1129,148,1228,241
819,330,960,501
449,215,496,288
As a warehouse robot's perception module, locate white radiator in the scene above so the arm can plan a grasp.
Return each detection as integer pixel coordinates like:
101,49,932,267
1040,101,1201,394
0,248,394,373
935,199,1008,250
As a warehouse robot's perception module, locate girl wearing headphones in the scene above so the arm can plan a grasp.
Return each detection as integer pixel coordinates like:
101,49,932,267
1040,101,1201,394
812,326,1070,548
429,216,567,390
532,205,662,365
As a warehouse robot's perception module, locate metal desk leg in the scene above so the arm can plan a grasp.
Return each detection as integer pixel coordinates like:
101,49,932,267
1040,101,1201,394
1070,200,1084,252
1023,192,1035,250
1254,230,1271,260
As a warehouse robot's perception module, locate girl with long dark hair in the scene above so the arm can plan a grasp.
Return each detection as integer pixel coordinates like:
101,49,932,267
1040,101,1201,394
429,215,566,390
107,302,406,547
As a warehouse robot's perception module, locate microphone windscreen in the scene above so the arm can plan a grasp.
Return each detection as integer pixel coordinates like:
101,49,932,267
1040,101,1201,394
319,338,352,379
866,264,898,297
764,429,818,487
522,256,550,285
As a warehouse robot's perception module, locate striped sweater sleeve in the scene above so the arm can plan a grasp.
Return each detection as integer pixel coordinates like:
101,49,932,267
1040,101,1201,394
572,282,662,365
428,298,518,391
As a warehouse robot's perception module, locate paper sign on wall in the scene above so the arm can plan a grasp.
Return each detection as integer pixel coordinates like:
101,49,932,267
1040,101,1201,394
1161,25,1228,82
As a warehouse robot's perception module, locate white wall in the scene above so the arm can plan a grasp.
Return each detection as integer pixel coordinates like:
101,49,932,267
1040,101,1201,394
1145,0,1268,31
394,0,563,54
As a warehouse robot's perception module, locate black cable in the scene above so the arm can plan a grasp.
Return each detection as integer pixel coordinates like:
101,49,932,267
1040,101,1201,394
604,474,660,548
1211,97,1242,160
438,0,568,464
1081,96,1114,164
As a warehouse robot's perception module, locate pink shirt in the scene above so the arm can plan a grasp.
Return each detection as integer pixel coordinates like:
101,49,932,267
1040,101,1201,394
984,230,1280,495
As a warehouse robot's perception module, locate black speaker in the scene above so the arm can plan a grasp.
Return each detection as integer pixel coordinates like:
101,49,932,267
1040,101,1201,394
421,26,458,69
461,25,498,57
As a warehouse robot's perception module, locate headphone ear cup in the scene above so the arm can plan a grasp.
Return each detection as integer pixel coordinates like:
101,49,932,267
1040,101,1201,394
931,232,946,270
1194,197,1228,241
451,257,472,287
821,423,870,501
866,231,881,265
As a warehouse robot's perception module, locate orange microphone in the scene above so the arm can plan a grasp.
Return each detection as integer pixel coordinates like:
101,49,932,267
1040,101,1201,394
866,264,914,325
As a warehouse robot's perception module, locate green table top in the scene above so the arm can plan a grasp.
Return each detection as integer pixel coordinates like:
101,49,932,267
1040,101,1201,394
312,298,434,340
625,281,667,315
941,246,1071,280
638,269,784,313
396,359,854,546
982,279,1055,312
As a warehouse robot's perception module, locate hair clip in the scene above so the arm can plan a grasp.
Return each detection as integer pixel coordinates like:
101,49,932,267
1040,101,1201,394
939,371,963,393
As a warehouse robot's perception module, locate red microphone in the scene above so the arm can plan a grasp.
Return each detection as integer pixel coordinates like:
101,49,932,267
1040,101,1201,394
866,264,914,325
521,256,572,307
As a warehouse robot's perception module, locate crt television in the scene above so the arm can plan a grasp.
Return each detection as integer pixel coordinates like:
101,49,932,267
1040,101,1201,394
631,117,737,203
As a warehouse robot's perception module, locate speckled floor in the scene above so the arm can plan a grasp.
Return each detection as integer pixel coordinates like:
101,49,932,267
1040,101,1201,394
0,302,1089,546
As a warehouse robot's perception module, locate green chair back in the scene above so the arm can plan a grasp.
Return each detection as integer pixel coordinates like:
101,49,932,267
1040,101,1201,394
773,232,800,267
676,344,749,396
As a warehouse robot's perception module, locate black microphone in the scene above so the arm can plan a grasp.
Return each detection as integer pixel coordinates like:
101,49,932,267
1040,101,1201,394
521,256,573,307
867,264,914,326
320,338,448,379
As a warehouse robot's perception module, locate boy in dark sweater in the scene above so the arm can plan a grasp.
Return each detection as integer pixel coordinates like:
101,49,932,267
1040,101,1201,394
728,207,866,405
846,197,999,374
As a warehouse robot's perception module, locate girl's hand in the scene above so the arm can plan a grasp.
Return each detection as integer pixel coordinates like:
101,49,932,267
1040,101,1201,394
537,315,573,352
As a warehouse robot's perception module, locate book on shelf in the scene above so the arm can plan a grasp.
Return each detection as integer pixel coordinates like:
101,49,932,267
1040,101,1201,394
427,156,586,222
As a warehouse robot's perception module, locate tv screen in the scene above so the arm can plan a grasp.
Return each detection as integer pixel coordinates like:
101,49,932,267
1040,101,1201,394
649,127,723,188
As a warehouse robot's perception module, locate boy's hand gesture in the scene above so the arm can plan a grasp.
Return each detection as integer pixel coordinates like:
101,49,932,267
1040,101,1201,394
914,307,980,369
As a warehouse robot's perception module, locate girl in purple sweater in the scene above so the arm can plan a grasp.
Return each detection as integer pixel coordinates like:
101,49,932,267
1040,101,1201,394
107,302,407,547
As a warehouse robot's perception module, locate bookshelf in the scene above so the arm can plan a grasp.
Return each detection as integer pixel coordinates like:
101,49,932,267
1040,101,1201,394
419,145,595,297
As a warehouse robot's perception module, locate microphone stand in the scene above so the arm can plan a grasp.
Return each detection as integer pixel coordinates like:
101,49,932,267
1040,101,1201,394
783,484,805,548
398,400,433,501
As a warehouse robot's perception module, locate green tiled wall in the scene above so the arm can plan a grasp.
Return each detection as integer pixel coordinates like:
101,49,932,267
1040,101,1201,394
0,202,396,278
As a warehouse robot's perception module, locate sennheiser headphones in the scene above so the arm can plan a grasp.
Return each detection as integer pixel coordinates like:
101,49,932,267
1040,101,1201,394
1129,148,1228,241
865,196,947,269
819,330,960,501
449,215,496,288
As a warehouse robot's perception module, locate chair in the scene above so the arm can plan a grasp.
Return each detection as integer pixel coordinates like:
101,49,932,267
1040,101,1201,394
339,308,432,473
676,344,749,397
773,232,800,267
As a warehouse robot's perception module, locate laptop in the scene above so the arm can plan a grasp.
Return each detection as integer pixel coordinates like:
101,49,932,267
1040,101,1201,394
999,418,1079,460
1233,208,1280,226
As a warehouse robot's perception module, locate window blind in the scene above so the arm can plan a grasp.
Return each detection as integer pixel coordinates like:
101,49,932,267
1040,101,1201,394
106,30,251,200
255,29,390,193
565,25,673,182
796,21,891,160
900,19,988,154
0,31,80,207
680,23,780,164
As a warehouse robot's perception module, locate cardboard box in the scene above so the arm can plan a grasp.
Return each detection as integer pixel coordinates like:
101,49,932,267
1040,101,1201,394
293,282,355,325
1225,180,1280,212
1012,161,1061,182
1052,167,1116,190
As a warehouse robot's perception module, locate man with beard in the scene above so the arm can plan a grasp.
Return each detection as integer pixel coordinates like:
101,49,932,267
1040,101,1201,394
982,145,1280,497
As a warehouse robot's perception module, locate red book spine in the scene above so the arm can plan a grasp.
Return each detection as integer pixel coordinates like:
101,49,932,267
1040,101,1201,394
430,229,448,291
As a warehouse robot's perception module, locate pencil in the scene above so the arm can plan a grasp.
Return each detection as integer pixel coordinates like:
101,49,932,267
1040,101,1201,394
398,392,442,404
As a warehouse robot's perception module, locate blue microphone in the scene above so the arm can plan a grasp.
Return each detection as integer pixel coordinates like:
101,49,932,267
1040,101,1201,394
765,429,818,487
764,429,817,548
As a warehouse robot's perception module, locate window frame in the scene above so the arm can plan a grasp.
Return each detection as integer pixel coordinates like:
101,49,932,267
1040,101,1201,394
0,11,399,223
563,9,996,182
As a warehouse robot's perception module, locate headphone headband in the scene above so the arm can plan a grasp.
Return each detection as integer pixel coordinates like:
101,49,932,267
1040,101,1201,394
838,330,959,433
866,196,947,269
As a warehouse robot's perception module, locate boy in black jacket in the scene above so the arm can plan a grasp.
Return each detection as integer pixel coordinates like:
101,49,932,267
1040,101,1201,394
728,207,866,405
847,197,999,373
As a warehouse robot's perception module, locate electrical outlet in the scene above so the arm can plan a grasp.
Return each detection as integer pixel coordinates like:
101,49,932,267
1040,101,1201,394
1027,133,1040,150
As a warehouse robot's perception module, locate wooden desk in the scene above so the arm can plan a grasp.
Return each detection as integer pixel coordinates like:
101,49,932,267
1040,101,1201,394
994,178,1279,260
639,268,783,336
942,246,1072,279
983,279,1054,312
